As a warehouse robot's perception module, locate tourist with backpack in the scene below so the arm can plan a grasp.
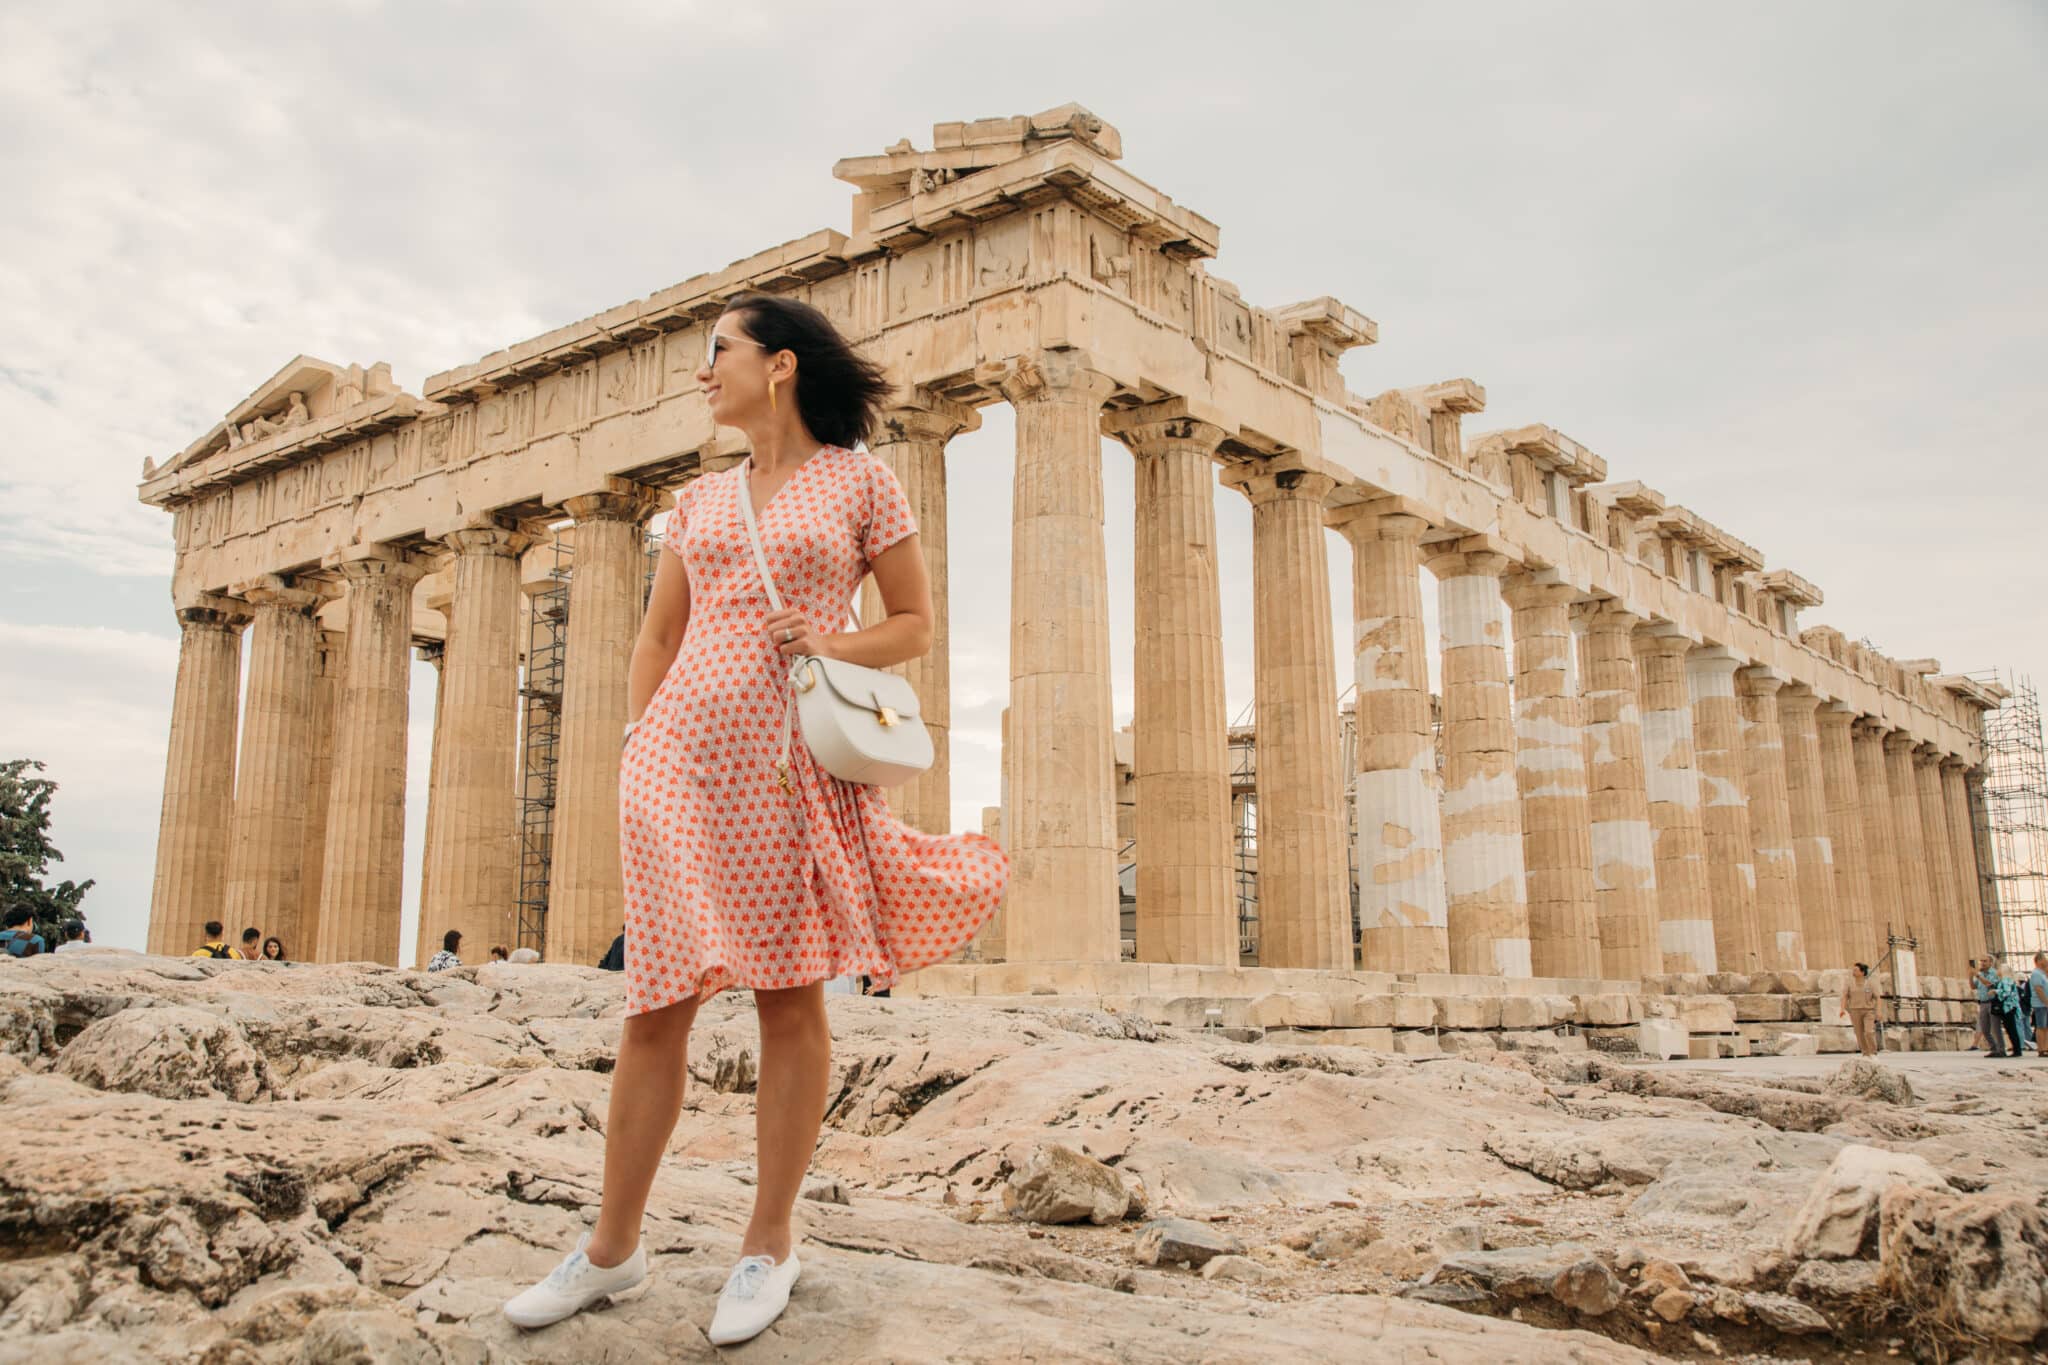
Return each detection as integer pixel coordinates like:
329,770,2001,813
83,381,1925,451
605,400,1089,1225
191,920,242,959
1,907,46,958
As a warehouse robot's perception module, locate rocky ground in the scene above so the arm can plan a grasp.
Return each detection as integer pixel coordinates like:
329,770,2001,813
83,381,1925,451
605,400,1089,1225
1,953,2044,1364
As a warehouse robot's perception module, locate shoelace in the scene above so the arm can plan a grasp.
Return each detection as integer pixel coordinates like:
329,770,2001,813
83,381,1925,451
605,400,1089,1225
545,1251,590,1290
723,1255,775,1302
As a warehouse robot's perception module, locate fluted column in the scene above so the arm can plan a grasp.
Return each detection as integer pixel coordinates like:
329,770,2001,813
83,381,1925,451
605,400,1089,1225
1688,648,1761,973
222,578,323,955
1504,574,1598,980
1424,543,1532,978
1912,746,1961,977
1881,731,1935,959
1736,669,1802,970
1851,720,1902,964
297,628,344,960
1328,501,1447,974
859,395,978,836
1817,706,1874,968
1941,760,1986,963
549,482,664,966
999,355,1121,963
415,525,532,967
1633,626,1714,973
314,547,430,964
1220,465,1350,969
146,604,249,956
1777,688,1841,970
1576,603,1660,981
1106,405,1234,965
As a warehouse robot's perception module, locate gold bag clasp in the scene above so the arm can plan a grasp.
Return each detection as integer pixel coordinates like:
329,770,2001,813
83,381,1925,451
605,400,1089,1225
876,706,898,728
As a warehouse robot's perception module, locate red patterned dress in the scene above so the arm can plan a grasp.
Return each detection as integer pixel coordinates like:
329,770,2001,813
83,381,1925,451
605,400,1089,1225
617,443,1006,1014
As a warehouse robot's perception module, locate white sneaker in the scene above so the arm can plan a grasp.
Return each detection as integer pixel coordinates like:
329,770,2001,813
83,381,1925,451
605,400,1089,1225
706,1250,802,1346
503,1233,647,1329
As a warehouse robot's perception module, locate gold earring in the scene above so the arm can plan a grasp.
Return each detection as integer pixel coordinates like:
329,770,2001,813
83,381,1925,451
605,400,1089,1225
769,378,778,414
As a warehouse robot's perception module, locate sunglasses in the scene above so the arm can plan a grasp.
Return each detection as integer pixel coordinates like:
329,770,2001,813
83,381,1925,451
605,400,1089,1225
704,331,768,370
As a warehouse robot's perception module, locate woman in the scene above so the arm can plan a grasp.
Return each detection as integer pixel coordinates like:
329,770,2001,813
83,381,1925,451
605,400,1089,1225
505,294,1006,1344
426,929,462,973
1994,963,2027,1057
489,945,510,963
1841,962,1882,1057
260,936,287,963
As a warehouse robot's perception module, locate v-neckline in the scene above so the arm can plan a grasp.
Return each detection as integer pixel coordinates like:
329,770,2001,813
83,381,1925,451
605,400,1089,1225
741,446,831,522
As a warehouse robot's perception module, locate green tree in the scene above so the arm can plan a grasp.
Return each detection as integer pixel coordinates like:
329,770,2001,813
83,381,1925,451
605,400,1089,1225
1,759,93,946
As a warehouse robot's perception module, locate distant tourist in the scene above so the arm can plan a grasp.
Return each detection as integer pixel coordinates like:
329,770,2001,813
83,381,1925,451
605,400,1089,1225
598,932,626,972
1840,963,1881,1056
426,930,463,972
53,922,90,954
490,945,509,963
1972,958,2004,1055
1,907,46,958
507,947,541,964
240,927,262,958
1991,963,2026,1059
2031,953,2048,1059
260,936,287,963
192,920,242,960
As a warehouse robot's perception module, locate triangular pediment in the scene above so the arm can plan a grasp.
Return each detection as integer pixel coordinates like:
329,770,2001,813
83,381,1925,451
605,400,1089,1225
150,355,398,480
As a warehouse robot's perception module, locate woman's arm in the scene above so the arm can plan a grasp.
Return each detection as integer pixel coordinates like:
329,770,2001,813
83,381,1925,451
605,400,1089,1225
810,534,933,670
626,550,691,724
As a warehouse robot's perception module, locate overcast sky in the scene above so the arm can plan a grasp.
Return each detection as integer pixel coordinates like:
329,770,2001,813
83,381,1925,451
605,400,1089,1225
4,1,2043,961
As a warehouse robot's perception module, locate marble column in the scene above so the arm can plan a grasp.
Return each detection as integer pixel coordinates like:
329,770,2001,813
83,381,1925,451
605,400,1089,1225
998,354,1121,964
297,629,344,961
146,604,249,956
314,548,430,964
1576,603,1660,982
1881,731,1935,960
1424,543,1532,978
1777,688,1841,971
1851,720,1903,964
1504,574,1599,980
1107,406,1234,966
1736,669,1802,970
1817,706,1875,969
1632,626,1715,974
549,481,664,967
413,641,448,966
1913,746,1961,977
1226,466,1350,970
1688,648,1761,973
416,525,532,968
1941,760,1986,963
1327,501,1447,974
859,395,978,836
222,578,323,956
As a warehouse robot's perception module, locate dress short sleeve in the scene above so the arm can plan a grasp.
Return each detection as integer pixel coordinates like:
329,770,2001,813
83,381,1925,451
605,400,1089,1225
861,456,917,563
662,478,700,559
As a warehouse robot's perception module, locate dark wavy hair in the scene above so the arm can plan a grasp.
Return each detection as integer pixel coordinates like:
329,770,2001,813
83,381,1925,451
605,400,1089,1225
720,292,893,449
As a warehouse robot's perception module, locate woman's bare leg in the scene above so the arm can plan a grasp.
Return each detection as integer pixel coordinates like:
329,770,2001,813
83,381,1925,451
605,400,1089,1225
741,982,832,1262
585,995,701,1267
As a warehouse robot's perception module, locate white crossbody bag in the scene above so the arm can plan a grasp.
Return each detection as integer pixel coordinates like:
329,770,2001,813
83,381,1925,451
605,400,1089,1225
736,457,933,792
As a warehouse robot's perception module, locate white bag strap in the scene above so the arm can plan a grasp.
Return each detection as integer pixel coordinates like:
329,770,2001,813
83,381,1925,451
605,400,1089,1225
735,456,859,793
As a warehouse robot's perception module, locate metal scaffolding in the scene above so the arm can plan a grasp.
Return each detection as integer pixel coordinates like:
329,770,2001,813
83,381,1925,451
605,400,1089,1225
1968,670,2046,967
511,527,667,954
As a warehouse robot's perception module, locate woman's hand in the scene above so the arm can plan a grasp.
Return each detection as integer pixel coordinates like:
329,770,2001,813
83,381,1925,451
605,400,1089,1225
763,609,840,661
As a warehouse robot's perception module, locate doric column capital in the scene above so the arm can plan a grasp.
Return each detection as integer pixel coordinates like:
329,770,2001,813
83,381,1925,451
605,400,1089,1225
993,350,1119,408
445,522,535,559
564,478,665,525
1223,464,1339,509
1881,728,1918,755
328,543,432,588
1736,665,1786,699
1324,494,1432,545
1422,543,1513,581
876,391,981,445
1776,683,1823,714
1685,645,1745,685
1939,754,1970,772
233,573,328,616
1102,398,1231,460
1573,598,1644,635
1911,741,1943,765
175,602,251,632
1501,573,1579,611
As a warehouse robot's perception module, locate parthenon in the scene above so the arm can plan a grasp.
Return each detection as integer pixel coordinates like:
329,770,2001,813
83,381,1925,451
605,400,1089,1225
139,103,2004,1008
